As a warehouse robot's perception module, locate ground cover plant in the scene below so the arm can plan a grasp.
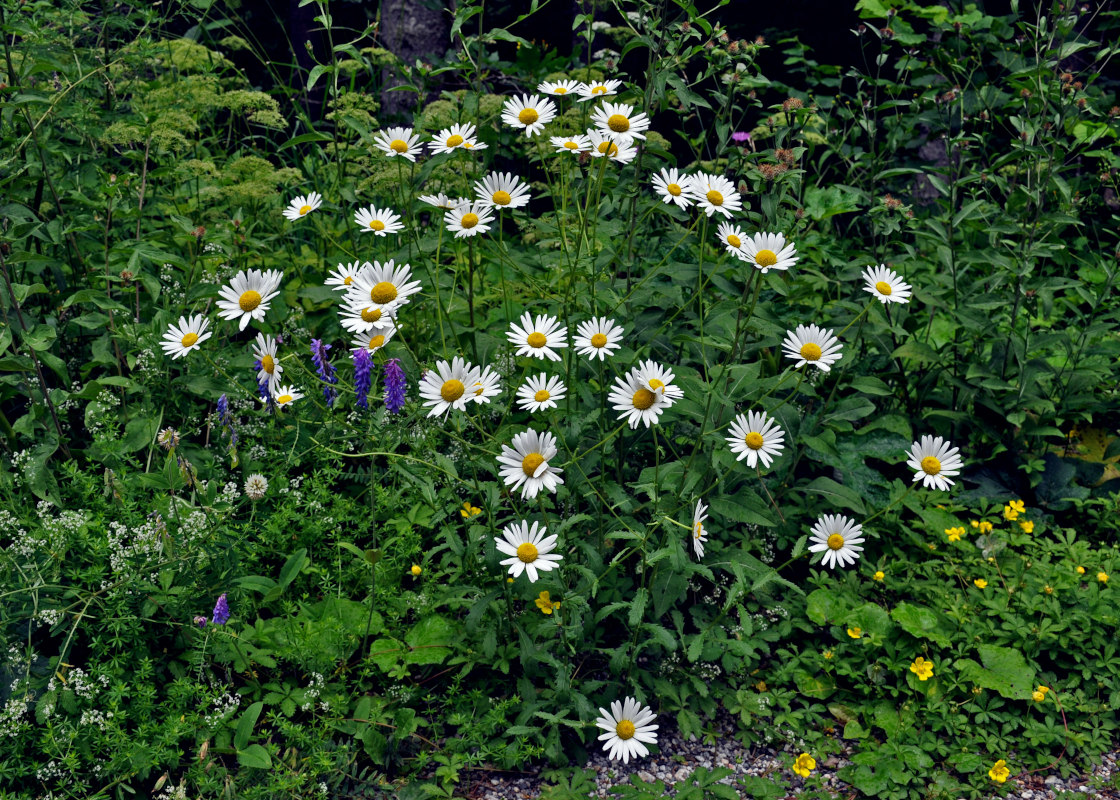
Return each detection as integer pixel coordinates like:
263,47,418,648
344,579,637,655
1,0,1120,798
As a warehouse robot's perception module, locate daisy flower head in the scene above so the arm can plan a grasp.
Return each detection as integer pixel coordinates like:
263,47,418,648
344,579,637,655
444,202,495,238
573,317,624,361
595,696,658,764
282,191,322,221
688,172,742,218
808,514,866,569
906,435,963,491
635,360,684,403
494,520,563,582
252,333,283,394
577,78,623,102
474,172,531,210
726,411,785,469
538,79,581,96
326,260,364,292
591,101,651,141
349,319,397,355
502,93,557,137
742,232,798,273
216,269,283,331
354,205,404,236
160,314,212,359
469,364,502,405
550,133,591,154
781,324,843,372
428,122,486,155
418,192,471,210
346,259,422,314
497,428,564,499
516,374,567,412
651,168,693,209
418,357,481,418
271,385,304,408
716,222,749,258
692,499,709,560
607,368,673,429
586,129,638,164
373,126,421,161
338,296,398,334
862,264,912,304
507,311,568,362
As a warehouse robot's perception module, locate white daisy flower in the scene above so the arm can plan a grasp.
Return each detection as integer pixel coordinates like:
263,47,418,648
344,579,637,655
497,428,565,500
506,311,568,362
550,133,592,154
607,368,673,429
577,79,623,102
349,320,397,355
474,172,532,210
862,264,912,304
726,411,785,469
216,269,283,331
418,193,471,210
590,101,651,140
906,435,963,491
716,222,748,258
444,202,495,238
494,520,563,583
271,385,304,408
688,172,742,218
586,129,638,164
354,205,404,236
346,259,422,312
469,364,502,404
373,126,421,161
594,697,659,764
741,232,798,273
808,514,866,569
501,93,557,137
418,357,482,418
573,317,624,361
282,191,322,221
635,360,684,403
428,122,486,155
651,168,693,209
338,299,398,334
517,374,567,412
326,260,364,292
692,499,709,560
160,314,212,359
537,79,581,96
781,324,843,372
252,333,283,394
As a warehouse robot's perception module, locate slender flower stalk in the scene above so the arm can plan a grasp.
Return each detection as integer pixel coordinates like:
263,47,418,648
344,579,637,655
383,358,406,414
353,349,373,410
310,339,339,407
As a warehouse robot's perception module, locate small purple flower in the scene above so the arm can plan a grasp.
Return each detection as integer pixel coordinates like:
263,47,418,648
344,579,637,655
353,349,373,410
217,394,230,426
211,593,230,626
383,358,406,414
194,615,208,628
731,131,751,143
310,339,339,407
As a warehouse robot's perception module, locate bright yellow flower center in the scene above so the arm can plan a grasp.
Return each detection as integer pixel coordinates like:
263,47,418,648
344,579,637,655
370,281,397,304
727,234,741,248
389,138,408,153
827,533,845,550
554,87,567,94
631,388,656,410
607,113,630,132
526,332,547,348
564,141,579,149
446,134,464,147
298,204,312,216
534,389,551,402
755,249,778,267
521,452,545,477
592,85,607,94
261,354,275,374
921,456,942,475
800,342,823,361
440,379,465,402
180,332,199,347
615,719,635,739
516,542,539,563
361,307,382,323
369,219,386,231
706,190,724,206
875,280,892,295
694,522,703,538
492,190,512,205
667,183,682,196
598,141,618,156
277,394,293,404
590,333,608,348
368,335,385,350
648,378,665,391
238,290,262,312
745,432,764,450
460,212,479,228
518,108,539,125
344,276,353,285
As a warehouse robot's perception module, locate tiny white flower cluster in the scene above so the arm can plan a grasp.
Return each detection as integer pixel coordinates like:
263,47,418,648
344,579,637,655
79,708,115,729
212,691,240,718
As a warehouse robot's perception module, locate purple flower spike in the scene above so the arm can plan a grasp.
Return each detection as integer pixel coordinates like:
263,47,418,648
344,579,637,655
310,339,339,407
353,349,373,410
211,593,230,626
194,615,208,628
383,358,406,414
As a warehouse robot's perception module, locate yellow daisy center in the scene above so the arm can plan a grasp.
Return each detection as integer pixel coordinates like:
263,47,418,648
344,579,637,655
745,432,764,450
389,138,408,153
921,456,942,475
800,342,823,361
615,719,636,739
463,141,474,149
554,87,567,94
648,378,665,390
261,354,275,374
180,332,199,347
667,183,682,196
755,249,778,267
369,219,385,231
368,335,385,350
277,394,293,404
706,190,724,206
727,234,741,248
446,134,464,147
827,533,845,550
344,276,353,285
632,388,656,410
598,141,619,156
238,290,262,312
534,389,551,402
521,452,545,477
592,85,607,94
564,141,579,149
492,190,512,205
440,379,465,403
590,333,608,348
298,204,312,216
460,212,479,228
875,280,892,295
516,542,539,563
607,113,630,132
526,332,547,348
361,307,381,323
518,108,539,125
370,281,397,304
695,522,703,538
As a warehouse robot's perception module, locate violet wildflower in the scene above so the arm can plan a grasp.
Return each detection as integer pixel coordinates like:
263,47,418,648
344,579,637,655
211,593,231,626
310,339,339,407
731,131,751,143
253,360,271,402
353,348,373,410
217,394,230,426
383,358,407,414
194,615,208,628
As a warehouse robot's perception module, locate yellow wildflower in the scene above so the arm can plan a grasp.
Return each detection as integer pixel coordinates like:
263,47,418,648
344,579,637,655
792,753,816,778
910,656,934,681
945,526,965,542
847,627,862,639
970,520,980,529
978,521,993,533
460,501,482,518
873,570,885,582
1019,520,1034,533
534,590,561,615
1032,685,1049,702
410,564,422,576
974,579,988,589
1076,566,1086,575
988,759,1010,783
1099,571,1109,584
823,650,833,660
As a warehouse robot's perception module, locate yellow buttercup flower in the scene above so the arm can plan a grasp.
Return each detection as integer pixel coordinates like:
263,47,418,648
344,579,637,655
988,759,1010,783
974,579,988,589
792,753,816,778
410,564,422,576
978,521,993,533
910,656,934,681
847,627,862,639
970,520,979,529
1076,566,1086,575
1099,571,1109,584
1032,685,1049,702
873,571,885,582
460,501,482,519
534,590,561,615
945,526,965,542
1019,520,1034,533
1003,500,1025,521
822,650,833,660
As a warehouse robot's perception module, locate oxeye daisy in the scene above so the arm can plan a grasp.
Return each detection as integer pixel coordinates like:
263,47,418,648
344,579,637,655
688,172,742,218
338,298,398,334
550,133,591,154
651,168,693,209
216,269,283,331
428,122,486,155
607,368,673,429
716,222,749,258
507,311,568,362
692,499,709,560
741,232,798,273
354,205,404,236
573,317,624,361
444,202,495,238
781,324,843,372
635,360,684,403
474,172,532,210
160,314,212,359
517,374,567,412
538,79,580,96
502,93,557,137
497,429,564,499
808,514,866,569
469,365,502,404
594,696,659,764
418,192,471,210
862,264,912,304
586,130,638,164
252,333,283,394
326,260,363,292
418,357,482,417
494,520,563,582
373,126,421,161
346,259,422,312
726,411,785,468
349,320,397,355
906,435,963,491
271,385,304,408
282,191,322,221
591,101,651,140
577,78,622,102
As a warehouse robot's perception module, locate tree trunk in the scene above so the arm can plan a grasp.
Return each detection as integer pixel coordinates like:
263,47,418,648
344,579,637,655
379,0,451,118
